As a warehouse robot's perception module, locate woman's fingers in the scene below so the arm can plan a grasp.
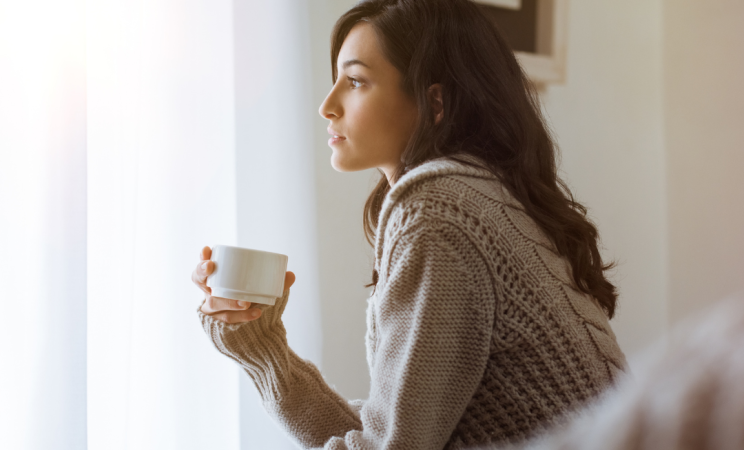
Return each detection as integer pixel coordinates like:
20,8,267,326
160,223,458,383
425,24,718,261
200,295,251,315
284,271,296,291
191,260,213,295
211,308,262,324
200,246,211,261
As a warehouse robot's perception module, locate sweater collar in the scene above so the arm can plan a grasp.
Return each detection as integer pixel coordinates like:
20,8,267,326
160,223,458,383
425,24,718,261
373,153,498,272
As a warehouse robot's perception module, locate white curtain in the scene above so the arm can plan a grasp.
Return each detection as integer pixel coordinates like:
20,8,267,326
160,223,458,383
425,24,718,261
0,0,321,449
86,0,243,449
0,1,87,448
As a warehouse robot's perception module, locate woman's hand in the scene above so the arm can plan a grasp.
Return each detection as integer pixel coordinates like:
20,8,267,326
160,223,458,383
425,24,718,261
192,245,296,324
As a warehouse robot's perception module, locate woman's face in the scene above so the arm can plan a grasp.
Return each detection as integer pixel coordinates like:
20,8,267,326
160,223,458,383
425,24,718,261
318,22,419,183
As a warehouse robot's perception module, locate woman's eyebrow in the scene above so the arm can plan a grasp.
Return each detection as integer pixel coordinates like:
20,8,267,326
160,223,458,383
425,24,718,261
341,59,371,70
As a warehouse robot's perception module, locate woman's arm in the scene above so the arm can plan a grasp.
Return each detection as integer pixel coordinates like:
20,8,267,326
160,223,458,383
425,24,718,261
198,288,364,448
198,218,495,449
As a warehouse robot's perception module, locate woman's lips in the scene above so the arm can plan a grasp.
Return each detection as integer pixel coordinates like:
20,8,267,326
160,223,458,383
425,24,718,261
327,127,346,146
328,136,346,146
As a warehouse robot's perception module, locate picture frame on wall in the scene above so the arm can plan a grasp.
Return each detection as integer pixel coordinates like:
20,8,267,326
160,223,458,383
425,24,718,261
477,0,568,85
478,0,522,10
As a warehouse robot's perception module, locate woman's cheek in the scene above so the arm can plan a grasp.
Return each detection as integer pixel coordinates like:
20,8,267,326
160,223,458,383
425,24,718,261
347,110,376,150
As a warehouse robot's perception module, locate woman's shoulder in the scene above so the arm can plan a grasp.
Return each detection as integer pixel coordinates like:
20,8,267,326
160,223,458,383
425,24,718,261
374,153,572,281
373,156,489,251
387,154,532,216
373,154,530,260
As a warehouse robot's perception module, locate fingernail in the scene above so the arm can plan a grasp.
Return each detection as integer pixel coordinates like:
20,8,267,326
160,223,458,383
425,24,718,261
250,310,260,318
238,301,246,308
202,261,209,271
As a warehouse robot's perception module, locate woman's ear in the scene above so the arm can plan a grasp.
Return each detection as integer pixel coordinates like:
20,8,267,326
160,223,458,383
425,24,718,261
427,83,444,125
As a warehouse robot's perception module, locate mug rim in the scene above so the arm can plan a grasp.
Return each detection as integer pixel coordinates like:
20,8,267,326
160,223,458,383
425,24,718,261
211,244,288,260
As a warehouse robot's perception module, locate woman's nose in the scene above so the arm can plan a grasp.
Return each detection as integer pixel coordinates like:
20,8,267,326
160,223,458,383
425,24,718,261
318,89,340,120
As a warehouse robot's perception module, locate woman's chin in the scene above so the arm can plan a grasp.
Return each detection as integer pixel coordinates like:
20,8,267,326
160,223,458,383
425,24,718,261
330,152,357,173
329,150,380,173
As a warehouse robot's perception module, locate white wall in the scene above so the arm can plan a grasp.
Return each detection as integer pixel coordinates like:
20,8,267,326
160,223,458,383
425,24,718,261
540,0,669,359
663,0,744,323
308,0,378,401
233,1,324,447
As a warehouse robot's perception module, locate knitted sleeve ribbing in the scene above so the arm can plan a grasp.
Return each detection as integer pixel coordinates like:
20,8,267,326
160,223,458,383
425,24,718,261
197,290,363,448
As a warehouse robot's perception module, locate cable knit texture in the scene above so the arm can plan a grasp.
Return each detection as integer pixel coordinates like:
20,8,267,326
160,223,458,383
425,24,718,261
197,154,627,450
478,292,744,450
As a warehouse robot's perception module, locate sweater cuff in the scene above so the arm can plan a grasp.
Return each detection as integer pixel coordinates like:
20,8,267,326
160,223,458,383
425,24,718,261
197,288,293,402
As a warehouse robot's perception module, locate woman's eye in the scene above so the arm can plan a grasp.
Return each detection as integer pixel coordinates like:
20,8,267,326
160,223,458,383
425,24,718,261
347,77,362,89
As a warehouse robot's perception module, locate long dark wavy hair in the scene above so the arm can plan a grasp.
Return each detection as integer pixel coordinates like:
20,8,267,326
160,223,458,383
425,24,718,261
331,0,618,318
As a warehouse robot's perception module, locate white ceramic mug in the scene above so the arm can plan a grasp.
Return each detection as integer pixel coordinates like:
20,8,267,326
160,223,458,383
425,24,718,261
206,244,289,306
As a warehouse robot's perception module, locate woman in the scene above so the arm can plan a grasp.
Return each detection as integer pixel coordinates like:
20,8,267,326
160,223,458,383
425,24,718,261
193,0,627,448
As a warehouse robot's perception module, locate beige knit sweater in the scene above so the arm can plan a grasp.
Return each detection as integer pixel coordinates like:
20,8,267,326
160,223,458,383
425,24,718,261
481,292,744,450
197,154,627,449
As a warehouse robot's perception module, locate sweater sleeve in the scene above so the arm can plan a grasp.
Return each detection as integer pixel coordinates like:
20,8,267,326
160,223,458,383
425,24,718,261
197,289,364,448
197,218,495,449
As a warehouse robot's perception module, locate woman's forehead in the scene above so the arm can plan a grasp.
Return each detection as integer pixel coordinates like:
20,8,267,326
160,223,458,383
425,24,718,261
337,23,383,71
